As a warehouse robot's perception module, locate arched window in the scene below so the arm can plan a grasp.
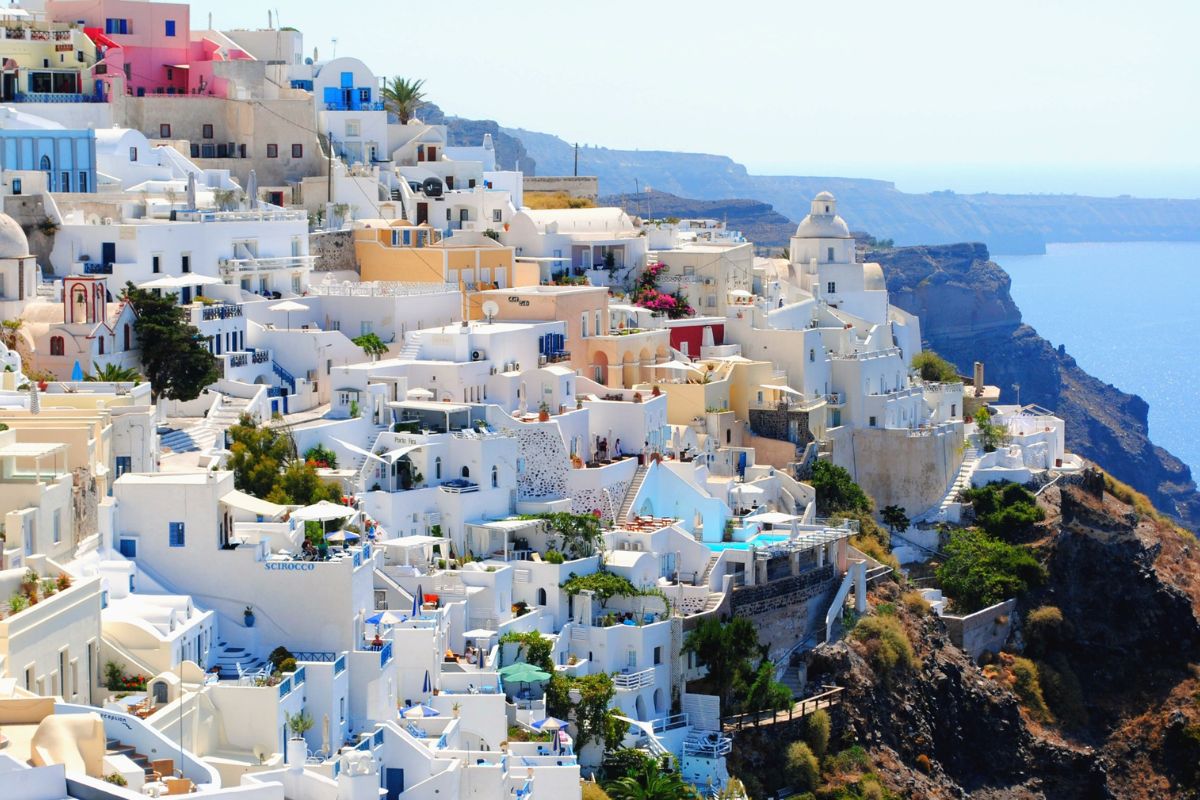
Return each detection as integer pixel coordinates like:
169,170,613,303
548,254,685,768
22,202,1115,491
123,324,131,351
71,286,87,322
40,155,51,172
536,588,547,606
50,336,64,356
97,337,104,355
460,466,470,479
491,465,499,488
434,457,442,480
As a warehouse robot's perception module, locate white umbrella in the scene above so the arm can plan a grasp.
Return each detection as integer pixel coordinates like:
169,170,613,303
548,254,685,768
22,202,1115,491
138,274,222,290
268,299,309,329
732,483,765,497
247,169,258,209
406,388,435,399
186,172,197,210
321,714,330,756
649,360,702,374
291,500,350,522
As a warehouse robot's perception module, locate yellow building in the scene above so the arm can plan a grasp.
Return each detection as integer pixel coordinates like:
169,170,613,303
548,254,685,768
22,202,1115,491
355,221,530,290
0,22,100,102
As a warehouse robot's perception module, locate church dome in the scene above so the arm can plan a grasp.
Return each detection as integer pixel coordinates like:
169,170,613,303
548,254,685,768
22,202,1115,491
795,191,851,239
0,214,31,259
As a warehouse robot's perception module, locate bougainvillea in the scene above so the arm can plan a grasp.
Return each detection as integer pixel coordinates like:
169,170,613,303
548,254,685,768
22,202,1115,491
631,262,695,319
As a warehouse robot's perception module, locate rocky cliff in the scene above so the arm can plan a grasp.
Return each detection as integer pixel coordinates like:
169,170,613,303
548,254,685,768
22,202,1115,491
597,189,796,245
731,478,1200,798
873,243,1200,531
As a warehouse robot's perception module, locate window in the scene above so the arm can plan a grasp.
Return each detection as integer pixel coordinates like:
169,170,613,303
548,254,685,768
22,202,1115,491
165,19,176,36
159,123,171,138
60,171,70,191
653,646,662,665
202,124,213,139
492,209,502,223
169,522,185,547
434,457,442,480
53,510,62,544
826,281,836,294
78,172,87,193
951,403,957,418
97,337,104,355
536,588,547,606
166,68,173,81
181,254,190,273
50,336,64,356
105,18,129,35
118,538,136,558
291,144,303,158
809,348,815,362
869,416,877,427
827,247,835,262
151,254,161,273
266,144,278,158
358,88,370,103
491,465,499,488
460,466,470,479
115,456,131,478
129,147,137,162
339,697,345,722
123,324,131,351
345,120,361,137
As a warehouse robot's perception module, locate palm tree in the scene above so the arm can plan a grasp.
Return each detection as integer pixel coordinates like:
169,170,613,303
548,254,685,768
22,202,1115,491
86,362,142,383
606,765,697,800
381,77,426,124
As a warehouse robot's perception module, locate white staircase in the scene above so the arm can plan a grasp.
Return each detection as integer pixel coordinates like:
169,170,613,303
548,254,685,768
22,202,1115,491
616,464,649,523
213,640,268,681
397,331,424,360
160,395,250,454
918,446,979,523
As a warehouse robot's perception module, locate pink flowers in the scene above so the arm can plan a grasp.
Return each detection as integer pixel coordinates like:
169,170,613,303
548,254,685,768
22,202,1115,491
632,263,695,319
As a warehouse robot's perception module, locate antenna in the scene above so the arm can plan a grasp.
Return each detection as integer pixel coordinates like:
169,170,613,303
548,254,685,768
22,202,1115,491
482,300,499,324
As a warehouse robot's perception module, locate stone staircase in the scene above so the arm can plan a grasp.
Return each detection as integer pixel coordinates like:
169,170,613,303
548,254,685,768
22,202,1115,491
918,445,979,523
698,553,719,587
160,395,250,454
616,464,649,523
213,640,268,681
105,738,158,782
397,331,424,360
778,664,805,698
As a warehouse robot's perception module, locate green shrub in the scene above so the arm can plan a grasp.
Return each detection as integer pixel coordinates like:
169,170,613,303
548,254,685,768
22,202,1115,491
1010,656,1052,722
1023,605,1064,657
805,708,831,756
827,746,870,775
962,481,1044,541
544,549,565,564
811,461,872,516
900,590,931,616
911,351,960,383
936,529,1045,612
851,615,914,677
785,741,820,792
1037,655,1088,729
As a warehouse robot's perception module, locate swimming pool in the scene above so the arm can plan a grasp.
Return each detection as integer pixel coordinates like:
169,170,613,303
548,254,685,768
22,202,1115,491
705,533,791,551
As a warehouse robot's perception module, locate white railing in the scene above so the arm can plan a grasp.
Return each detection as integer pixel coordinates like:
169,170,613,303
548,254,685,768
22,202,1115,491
175,208,307,223
612,667,655,690
310,281,457,297
220,255,317,273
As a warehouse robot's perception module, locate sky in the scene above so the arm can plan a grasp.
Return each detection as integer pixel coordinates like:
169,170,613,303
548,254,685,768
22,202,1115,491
198,0,1199,197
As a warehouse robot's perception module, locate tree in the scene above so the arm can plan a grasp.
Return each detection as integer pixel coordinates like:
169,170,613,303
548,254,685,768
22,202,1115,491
605,763,697,800
272,460,340,506
973,407,1011,453
529,511,604,558
0,319,22,349
810,460,871,516
85,362,142,382
546,672,627,753
962,481,1044,540
561,570,642,608
124,284,218,401
227,414,293,499
936,528,1045,612
880,505,910,534
381,77,426,124
682,616,763,712
303,443,338,469
499,630,553,673
352,332,388,359
738,660,793,715
911,350,961,383
805,708,831,757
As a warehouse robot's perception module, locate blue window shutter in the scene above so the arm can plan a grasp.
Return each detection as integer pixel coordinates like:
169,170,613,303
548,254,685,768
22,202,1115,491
340,71,354,88
323,86,340,106
169,522,185,547
165,19,175,36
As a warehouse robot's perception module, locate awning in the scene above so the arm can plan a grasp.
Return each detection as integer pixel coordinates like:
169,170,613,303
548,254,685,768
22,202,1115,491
291,500,352,522
377,536,440,550
138,274,222,289
745,511,801,525
760,384,804,397
167,63,191,69
380,444,423,464
221,490,287,519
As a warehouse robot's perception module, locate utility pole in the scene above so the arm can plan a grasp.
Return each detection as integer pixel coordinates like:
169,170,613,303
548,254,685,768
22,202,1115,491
327,130,333,203
573,142,578,177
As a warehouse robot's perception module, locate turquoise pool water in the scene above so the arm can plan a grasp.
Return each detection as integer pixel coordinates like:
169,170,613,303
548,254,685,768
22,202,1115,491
705,533,790,551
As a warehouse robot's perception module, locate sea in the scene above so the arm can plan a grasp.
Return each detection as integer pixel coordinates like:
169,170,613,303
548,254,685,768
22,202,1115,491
996,242,1200,477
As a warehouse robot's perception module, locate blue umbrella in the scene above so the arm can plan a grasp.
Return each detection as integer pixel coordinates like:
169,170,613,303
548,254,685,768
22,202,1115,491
422,670,431,694
366,611,403,625
326,530,360,543
71,361,83,381
403,704,439,718
412,584,423,617
531,716,567,731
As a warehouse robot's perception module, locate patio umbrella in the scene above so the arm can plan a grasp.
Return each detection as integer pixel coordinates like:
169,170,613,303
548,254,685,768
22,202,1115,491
531,717,566,732
247,169,258,209
412,585,423,617
321,714,330,756
365,610,404,625
291,500,349,522
498,662,551,683
649,360,702,375
70,360,84,382
268,299,309,330
28,382,40,414
422,670,431,694
186,171,197,210
403,704,440,718
325,530,361,544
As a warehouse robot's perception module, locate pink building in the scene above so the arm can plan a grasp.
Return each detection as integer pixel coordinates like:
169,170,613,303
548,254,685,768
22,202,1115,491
46,0,251,98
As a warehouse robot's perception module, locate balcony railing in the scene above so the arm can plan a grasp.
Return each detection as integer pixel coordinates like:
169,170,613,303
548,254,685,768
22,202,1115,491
379,641,393,667
82,262,112,274
200,303,243,321
612,667,655,690
325,101,385,111
252,349,270,364
219,255,317,274
334,655,347,676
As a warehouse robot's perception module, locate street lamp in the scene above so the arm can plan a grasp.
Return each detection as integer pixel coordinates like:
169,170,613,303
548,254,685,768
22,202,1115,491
1011,383,1021,406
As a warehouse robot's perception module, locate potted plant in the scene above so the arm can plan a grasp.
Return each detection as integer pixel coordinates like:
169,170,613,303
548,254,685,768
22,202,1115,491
537,401,551,422
651,385,661,397
285,709,314,763
632,392,643,403
244,606,256,628
452,702,461,719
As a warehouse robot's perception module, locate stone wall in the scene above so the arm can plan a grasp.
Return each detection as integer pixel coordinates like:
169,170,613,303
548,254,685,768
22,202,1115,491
71,467,99,543
515,426,570,500
310,229,357,273
846,425,963,517
731,565,836,661
4,195,56,272
942,598,1017,661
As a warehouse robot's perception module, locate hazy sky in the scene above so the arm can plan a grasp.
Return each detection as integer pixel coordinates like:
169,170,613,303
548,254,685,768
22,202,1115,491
198,0,1198,197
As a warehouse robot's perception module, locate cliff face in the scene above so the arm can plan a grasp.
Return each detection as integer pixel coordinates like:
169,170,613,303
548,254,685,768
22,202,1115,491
732,479,1200,798
597,189,796,245
873,243,1200,530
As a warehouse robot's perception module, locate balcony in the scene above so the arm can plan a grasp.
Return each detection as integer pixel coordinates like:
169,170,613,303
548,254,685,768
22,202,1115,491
437,478,479,494
612,667,655,690
219,255,317,274
325,101,385,111
82,262,112,274
199,303,243,321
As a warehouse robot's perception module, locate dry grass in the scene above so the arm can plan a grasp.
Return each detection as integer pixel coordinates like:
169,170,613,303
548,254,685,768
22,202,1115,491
523,191,596,210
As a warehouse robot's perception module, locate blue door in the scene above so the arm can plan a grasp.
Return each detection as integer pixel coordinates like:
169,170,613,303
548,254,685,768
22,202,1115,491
385,768,404,800
101,242,116,268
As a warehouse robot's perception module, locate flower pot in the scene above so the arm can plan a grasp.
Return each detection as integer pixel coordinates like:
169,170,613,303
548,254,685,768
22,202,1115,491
286,737,307,767
538,410,550,422
244,613,255,628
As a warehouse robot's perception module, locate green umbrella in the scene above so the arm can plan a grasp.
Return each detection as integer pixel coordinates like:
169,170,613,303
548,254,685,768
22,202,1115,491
499,662,551,683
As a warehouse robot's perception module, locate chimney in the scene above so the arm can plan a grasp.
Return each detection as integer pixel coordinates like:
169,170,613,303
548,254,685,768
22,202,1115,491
973,361,984,397
337,751,379,800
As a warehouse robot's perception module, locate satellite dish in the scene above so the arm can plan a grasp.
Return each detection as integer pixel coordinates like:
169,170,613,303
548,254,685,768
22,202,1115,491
482,300,499,323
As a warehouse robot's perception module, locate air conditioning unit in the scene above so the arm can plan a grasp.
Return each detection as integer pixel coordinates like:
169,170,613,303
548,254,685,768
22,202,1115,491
102,217,113,225
632,542,643,551
471,349,486,362
511,362,520,372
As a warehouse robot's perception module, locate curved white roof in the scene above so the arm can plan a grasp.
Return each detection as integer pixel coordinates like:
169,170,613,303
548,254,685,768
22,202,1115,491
0,214,30,259
794,213,851,239
521,207,634,233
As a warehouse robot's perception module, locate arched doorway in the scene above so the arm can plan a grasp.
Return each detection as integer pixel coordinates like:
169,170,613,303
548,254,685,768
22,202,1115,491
634,694,648,721
653,688,665,715
592,350,609,385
